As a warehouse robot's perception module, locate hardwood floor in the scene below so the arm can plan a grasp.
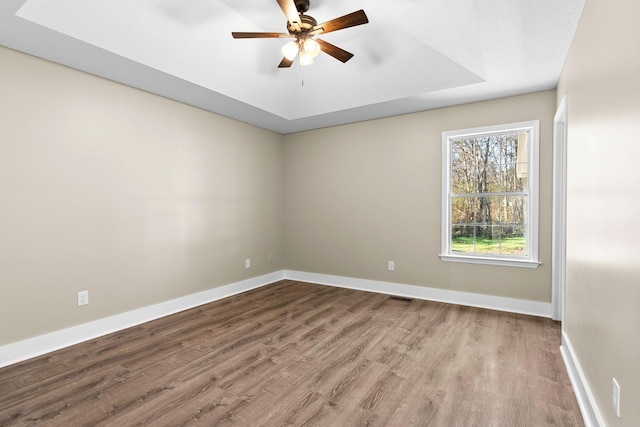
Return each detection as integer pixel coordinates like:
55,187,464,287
0,280,583,426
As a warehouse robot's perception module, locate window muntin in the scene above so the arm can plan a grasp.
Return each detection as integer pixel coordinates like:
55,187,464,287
441,121,539,268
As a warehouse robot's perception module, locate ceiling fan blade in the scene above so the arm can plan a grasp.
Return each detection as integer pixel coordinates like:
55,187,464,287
278,57,294,68
232,32,291,39
277,0,301,30
312,9,368,35
316,38,354,63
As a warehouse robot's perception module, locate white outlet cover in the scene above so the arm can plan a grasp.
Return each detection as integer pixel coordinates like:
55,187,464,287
245,259,251,269
388,261,395,271
77,290,89,306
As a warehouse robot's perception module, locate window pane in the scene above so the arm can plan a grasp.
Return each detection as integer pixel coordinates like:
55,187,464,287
451,196,476,225
451,225,475,252
505,195,527,226
473,136,500,194
474,226,502,254
501,134,518,192
490,195,502,223
515,132,529,191
516,166,528,191
487,136,501,193
451,138,476,194
501,226,526,255
504,196,527,256
476,196,501,224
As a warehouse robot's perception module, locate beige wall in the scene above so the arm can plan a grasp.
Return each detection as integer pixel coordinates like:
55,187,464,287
557,0,640,425
0,46,285,346
284,91,556,302
0,43,558,351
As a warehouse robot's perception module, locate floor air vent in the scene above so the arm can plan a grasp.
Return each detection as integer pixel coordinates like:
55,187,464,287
388,296,413,302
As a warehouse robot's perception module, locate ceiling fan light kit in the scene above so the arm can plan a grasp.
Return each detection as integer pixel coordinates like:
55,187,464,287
232,0,368,68
281,38,320,64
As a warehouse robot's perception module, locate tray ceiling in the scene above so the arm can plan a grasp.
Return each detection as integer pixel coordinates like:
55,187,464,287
1,0,585,133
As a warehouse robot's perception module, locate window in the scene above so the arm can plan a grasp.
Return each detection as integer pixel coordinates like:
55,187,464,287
441,121,540,268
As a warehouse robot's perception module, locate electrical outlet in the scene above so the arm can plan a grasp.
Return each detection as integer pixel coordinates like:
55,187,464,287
268,254,273,264
245,258,251,269
77,290,89,306
612,377,621,417
388,261,395,271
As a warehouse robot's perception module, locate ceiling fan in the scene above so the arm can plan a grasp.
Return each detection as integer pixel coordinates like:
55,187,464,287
231,0,369,68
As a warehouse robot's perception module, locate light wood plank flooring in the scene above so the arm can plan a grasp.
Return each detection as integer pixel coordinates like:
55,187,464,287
0,280,583,426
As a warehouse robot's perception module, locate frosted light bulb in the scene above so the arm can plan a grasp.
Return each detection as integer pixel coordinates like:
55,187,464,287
303,38,320,58
299,51,314,65
281,41,299,61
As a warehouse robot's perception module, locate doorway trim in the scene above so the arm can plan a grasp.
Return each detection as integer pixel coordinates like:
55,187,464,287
552,95,568,321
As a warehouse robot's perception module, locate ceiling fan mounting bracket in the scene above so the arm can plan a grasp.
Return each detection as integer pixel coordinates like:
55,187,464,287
294,0,310,14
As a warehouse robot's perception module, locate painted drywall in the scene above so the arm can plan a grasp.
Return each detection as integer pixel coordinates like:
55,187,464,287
0,46,285,346
283,91,556,303
557,0,640,425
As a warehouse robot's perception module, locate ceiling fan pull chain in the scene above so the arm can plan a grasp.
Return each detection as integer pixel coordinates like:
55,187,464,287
296,53,304,86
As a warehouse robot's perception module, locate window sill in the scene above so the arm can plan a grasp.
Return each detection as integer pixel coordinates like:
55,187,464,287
439,254,541,269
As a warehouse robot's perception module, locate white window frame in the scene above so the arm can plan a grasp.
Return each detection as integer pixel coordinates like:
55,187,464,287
440,120,540,268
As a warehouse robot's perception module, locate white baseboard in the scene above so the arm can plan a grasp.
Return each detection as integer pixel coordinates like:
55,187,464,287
284,270,552,318
0,271,285,369
560,331,606,427
0,269,552,369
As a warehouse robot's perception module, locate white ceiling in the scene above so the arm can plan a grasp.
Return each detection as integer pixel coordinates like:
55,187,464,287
0,0,585,134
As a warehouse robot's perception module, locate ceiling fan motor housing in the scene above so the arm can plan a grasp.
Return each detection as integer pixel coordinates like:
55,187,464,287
288,14,317,34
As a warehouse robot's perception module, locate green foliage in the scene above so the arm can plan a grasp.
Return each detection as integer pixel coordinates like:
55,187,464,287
451,235,526,255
